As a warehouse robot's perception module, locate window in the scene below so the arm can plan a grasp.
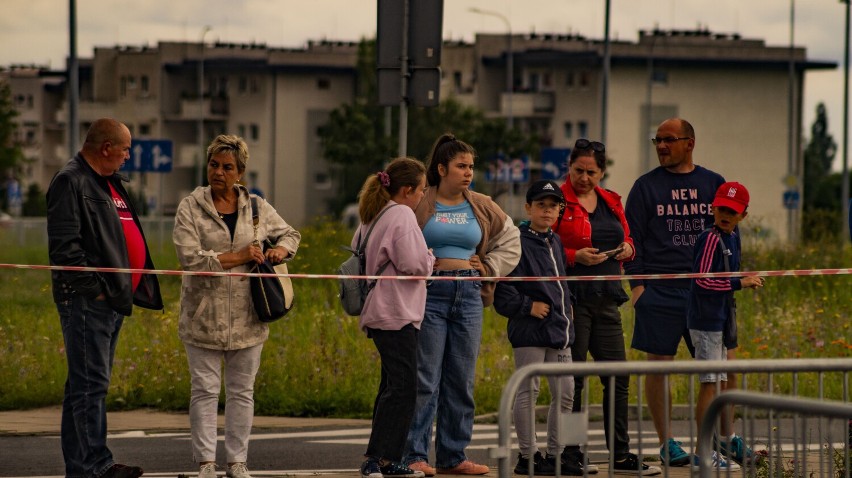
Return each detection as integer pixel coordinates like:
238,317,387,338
250,124,259,141
579,71,589,88
529,73,540,92
127,76,137,89
237,124,246,138
563,122,573,139
140,75,149,94
250,77,259,93
317,78,330,90
453,71,463,93
138,123,151,136
566,71,575,87
651,70,668,85
120,76,127,97
578,121,588,138
238,76,248,94
542,72,552,89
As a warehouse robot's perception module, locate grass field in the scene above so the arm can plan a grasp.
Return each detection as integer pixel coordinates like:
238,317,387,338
0,218,849,416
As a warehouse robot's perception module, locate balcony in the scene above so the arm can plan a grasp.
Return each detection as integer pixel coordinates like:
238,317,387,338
177,143,206,168
501,91,555,116
179,96,229,120
55,101,114,124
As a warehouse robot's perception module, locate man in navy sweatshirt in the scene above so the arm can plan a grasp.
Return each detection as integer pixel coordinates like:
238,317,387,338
624,118,726,467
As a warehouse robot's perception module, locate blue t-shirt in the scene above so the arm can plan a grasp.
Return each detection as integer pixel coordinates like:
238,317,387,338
422,200,482,259
624,165,726,288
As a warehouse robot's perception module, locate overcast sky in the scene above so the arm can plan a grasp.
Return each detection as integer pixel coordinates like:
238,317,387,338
2,0,849,170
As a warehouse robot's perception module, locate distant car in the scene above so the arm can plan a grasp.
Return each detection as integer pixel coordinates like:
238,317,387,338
340,203,360,230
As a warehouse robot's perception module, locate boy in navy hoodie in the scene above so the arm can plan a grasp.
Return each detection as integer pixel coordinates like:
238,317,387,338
494,180,584,476
687,181,763,471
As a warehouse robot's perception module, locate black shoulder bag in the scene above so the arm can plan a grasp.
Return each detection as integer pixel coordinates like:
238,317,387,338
249,196,293,322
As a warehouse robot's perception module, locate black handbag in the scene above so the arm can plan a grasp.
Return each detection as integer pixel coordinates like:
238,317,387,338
249,197,292,322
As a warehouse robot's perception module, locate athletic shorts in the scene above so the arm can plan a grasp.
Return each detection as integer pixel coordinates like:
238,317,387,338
630,285,695,357
689,329,727,383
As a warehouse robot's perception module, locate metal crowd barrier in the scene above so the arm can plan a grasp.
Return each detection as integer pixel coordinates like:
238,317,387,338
490,358,852,478
698,390,852,478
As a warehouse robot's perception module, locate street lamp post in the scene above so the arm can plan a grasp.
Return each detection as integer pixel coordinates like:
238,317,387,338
843,0,851,242
469,8,512,130
197,26,211,188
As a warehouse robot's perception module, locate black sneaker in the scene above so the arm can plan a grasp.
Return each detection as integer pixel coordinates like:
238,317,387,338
380,461,425,478
557,448,595,475
100,464,144,478
612,453,661,476
514,451,556,476
360,458,382,478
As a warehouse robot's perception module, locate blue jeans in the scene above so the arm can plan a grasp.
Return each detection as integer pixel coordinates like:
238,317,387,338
405,270,483,469
57,294,123,478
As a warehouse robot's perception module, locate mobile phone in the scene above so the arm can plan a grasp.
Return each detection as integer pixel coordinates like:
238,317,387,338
600,247,624,258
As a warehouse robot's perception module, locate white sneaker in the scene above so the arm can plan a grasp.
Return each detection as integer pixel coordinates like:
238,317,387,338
691,452,741,471
198,463,218,478
226,463,253,478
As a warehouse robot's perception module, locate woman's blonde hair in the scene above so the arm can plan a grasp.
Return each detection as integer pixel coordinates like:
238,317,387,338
207,134,249,173
358,157,426,224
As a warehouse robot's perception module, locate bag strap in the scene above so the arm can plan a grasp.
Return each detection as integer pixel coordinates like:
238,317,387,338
708,227,735,314
357,203,400,254
250,196,260,244
357,203,400,281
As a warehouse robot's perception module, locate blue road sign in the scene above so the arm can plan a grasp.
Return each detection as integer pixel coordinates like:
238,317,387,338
783,189,800,210
124,139,173,173
541,148,570,180
484,154,529,183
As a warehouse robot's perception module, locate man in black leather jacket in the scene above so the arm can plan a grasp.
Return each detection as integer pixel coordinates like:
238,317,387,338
47,118,163,478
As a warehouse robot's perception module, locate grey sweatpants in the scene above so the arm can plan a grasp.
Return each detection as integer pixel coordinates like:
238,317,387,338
512,346,574,457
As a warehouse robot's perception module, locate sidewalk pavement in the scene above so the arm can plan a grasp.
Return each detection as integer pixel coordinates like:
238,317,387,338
0,406,695,477
0,405,370,435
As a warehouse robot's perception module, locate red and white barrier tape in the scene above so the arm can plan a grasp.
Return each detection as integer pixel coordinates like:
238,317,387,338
1,263,850,282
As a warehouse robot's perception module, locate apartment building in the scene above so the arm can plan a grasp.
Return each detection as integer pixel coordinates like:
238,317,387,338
440,29,834,240
4,29,834,238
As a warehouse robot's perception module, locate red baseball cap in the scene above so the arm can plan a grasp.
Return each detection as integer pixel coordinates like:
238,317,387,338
713,181,750,214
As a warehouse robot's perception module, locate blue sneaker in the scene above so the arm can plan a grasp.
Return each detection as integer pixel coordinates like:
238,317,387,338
659,438,690,467
691,451,741,471
717,434,755,465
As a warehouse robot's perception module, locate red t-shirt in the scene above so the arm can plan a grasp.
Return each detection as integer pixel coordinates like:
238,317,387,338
108,182,146,292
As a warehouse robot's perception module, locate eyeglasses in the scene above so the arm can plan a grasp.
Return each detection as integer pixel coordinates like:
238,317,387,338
574,138,605,152
650,136,691,146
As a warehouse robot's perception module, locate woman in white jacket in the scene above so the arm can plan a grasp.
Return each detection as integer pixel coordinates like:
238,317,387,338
173,135,300,478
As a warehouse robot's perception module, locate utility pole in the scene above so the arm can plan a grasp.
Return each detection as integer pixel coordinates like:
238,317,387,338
842,0,851,242
68,0,79,156
197,26,211,188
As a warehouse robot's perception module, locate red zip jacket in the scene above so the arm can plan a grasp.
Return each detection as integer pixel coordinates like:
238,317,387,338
553,182,635,267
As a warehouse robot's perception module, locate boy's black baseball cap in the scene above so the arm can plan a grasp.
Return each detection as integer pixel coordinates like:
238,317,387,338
526,179,565,204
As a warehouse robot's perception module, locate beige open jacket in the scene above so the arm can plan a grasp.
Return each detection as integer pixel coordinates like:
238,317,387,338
173,185,301,350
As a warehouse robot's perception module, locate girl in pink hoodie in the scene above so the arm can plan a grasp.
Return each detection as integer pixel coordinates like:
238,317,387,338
355,157,435,478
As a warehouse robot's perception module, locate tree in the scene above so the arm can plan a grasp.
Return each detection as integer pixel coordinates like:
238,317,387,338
319,39,538,214
801,102,848,241
0,79,24,174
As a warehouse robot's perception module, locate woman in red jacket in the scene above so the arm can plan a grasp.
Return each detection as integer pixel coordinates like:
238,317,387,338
553,139,659,476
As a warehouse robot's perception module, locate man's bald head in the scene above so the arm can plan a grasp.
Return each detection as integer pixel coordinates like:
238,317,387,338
80,118,132,176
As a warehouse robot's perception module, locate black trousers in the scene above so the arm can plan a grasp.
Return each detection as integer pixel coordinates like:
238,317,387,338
366,324,419,462
569,296,631,458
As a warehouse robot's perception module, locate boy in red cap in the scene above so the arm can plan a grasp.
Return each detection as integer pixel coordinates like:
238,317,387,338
687,181,764,471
